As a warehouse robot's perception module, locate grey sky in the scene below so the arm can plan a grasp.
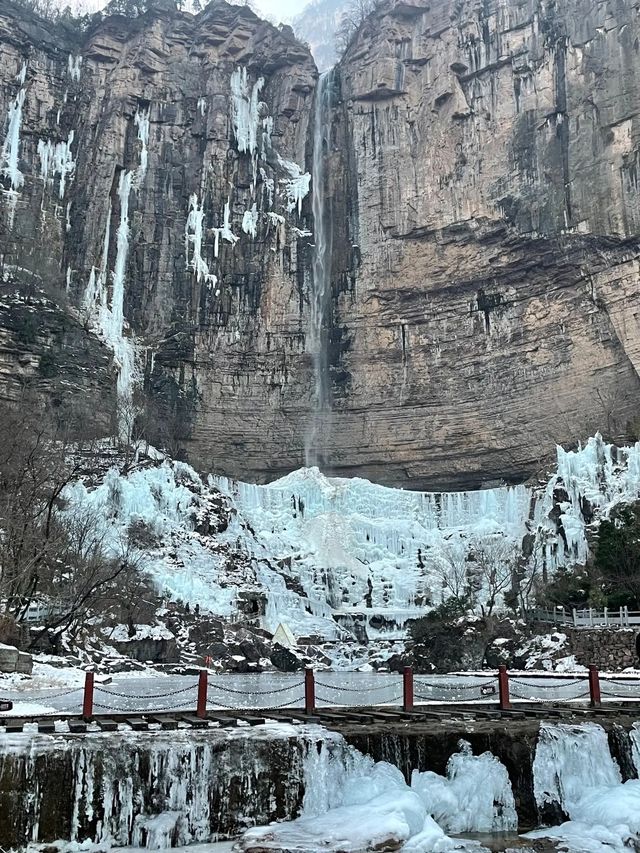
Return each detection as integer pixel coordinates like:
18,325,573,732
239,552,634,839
253,0,308,23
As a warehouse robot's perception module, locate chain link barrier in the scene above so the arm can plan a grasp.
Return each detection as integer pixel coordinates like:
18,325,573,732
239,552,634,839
315,691,404,708
207,680,303,697
601,685,640,697
315,679,399,694
92,698,196,714
94,682,198,700
510,685,591,701
415,693,451,703
509,678,587,690
14,671,639,719
509,678,590,702
207,693,306,711
6,686,84,702
415,679,497,693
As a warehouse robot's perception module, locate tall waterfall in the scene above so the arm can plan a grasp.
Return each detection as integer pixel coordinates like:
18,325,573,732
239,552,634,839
306,70,333,468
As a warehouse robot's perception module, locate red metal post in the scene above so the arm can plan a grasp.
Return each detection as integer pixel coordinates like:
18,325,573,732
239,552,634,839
82,671,94,721
403,666,414,712
304,668,316,714
197,669,208,719
588,664,601,707
498,665,511,710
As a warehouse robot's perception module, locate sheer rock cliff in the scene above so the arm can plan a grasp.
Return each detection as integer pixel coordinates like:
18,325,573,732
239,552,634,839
1,0,640,489
326,0,640,489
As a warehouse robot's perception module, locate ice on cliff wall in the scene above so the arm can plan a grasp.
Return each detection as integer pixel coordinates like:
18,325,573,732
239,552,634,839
58,434,640,645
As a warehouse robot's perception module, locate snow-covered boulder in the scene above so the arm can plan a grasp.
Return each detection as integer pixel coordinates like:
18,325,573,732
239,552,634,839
0,644,19,672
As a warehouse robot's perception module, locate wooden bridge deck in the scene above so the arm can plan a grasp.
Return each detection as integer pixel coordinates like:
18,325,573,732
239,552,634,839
3,701,640,736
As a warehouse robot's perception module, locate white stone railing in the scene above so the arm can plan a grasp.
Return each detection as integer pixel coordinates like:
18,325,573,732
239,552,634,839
534,606,640,628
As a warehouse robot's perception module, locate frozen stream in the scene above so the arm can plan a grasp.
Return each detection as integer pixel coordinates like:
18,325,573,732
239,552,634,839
3,671,640,717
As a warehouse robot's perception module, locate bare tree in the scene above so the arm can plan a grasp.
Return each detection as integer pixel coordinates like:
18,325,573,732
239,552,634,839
0,393,145,647
469,537,518,617
432,536,521,617
28,523,142,649
432,541,474,610
336,0,381,55
0,396,90,619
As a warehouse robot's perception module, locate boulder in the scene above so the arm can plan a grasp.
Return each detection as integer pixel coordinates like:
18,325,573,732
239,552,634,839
15,652,33,675
270,644,303,672
0,644,19,673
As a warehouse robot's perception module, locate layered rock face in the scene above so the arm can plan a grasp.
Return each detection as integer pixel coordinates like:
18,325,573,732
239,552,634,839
327,0,640,489
2,0,640,490
0,0,316,472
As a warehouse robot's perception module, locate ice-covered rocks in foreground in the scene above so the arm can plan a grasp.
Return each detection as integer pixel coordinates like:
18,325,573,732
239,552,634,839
527,721,640,853
238,721,640,853
237,740,515,853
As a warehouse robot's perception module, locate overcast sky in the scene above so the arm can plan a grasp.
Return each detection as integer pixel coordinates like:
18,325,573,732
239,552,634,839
253,0,306,23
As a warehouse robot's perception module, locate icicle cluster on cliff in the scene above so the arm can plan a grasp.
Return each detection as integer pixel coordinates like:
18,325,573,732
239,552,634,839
59,434,640,645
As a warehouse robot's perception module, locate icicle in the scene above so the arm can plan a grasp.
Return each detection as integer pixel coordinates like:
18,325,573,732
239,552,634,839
230,67,264,157
212,200,238,257
108,169,136,400
241,203,259,238
83,202,112,313
36,130,75,198
279,157,311,215
533,723,621,816
81,173,137,425
134,106,150,183
2,88,26,192
262,115,273,153
15,61,27,86
185,193,217,287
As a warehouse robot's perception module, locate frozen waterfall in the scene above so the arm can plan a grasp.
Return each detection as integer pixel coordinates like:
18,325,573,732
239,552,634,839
306,70,334,469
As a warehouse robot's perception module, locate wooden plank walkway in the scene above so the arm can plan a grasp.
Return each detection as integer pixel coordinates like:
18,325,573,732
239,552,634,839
3,702,640,735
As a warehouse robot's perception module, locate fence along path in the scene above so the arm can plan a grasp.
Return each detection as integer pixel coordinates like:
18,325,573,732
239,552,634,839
534,606,640,627
3,667,640,729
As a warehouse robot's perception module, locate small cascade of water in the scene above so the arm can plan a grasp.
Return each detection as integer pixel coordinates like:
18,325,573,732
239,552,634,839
306,70,334,468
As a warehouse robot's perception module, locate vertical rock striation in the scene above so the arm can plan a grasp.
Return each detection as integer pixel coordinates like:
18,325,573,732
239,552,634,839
2,0,640,489
327,0,640,489
0,0,316,472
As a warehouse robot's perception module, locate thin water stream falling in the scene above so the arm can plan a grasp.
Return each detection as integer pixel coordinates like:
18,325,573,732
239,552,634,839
306,70,333,468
